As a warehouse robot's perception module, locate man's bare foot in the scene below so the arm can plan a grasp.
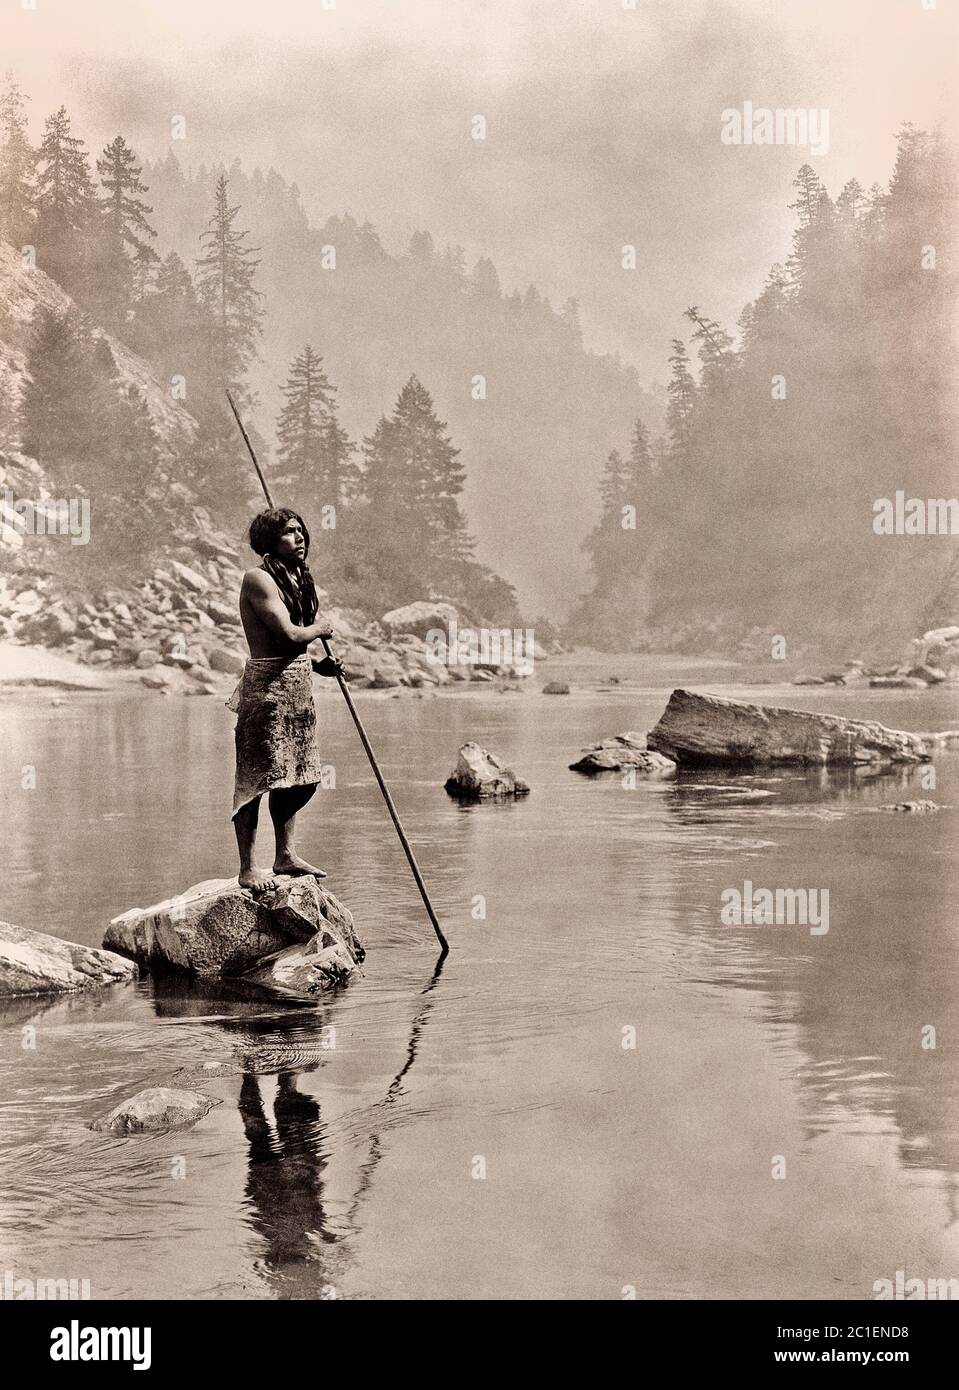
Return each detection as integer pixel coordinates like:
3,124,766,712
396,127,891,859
239,866,280,893
272,853,327,879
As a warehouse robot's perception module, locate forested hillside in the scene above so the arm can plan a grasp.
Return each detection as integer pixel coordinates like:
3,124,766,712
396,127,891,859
571,126,958,658
0,79,653,620
141,152,655,612
1,72,954,656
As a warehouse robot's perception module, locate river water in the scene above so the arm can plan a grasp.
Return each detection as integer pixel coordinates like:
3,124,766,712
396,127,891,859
1,654,957,1300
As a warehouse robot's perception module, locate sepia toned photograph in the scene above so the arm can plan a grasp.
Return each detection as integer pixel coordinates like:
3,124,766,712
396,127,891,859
0,0,956,1338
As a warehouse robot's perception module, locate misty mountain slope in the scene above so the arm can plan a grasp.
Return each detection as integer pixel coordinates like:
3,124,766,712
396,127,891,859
143,155,660,613
0,241,198,459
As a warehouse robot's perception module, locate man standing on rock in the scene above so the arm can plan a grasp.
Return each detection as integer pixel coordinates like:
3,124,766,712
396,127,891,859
229,507,342,893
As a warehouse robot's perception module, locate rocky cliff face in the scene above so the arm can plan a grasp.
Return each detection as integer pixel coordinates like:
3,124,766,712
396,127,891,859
0,241,197,456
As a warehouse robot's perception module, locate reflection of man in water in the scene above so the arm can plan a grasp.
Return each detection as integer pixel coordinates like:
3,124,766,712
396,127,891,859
238,1071,334,1288
229,508,342,893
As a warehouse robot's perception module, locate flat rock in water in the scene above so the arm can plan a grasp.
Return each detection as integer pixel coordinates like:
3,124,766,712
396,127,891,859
104,876,364,979
647,689,929,767
0,920,137,998
868,675,928,689
570,731,675,775
90,1087,219,1134
444,741,530,798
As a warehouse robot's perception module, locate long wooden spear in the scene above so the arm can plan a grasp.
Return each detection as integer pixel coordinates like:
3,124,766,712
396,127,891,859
226,390,449,956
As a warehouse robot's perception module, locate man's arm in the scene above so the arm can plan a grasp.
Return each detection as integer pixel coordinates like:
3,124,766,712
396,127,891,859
242,570,333,645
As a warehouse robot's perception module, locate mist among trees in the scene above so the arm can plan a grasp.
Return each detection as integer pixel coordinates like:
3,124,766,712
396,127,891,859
570,127,958,657
1,76,955,651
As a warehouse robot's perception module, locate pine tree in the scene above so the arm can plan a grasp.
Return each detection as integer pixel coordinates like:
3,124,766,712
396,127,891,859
624,417,653,499
835,177,866,224
561,297,582,342
130,251,200,366
786,163,834,294
275,345,356,507
666,338,695,460
110,382,162,497
407,230,435,266
0,76,34,248
93,135,158,323
684,306,735,393
21,309,108,482
363,374,471,575
738,264,790,348
33,106,96,292
470,256,501,301
597,448,629,519
195,174,263,387
572,423,655,651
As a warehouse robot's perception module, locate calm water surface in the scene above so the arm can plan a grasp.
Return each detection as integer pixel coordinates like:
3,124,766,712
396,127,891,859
1,656,957,1299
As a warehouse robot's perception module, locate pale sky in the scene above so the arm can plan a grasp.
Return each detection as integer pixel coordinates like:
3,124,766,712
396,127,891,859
3,0,957,375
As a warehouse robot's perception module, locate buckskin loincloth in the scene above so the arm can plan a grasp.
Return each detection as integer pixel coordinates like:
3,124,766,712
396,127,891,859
227,652,323,818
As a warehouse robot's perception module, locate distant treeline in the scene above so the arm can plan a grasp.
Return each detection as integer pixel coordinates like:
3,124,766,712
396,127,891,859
570,127,958,655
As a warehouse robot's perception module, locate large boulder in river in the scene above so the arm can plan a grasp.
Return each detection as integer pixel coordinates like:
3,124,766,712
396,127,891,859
104,876,364,979
570,732,675,775
0,920,137,997
444,742,530,798
647,688,930,767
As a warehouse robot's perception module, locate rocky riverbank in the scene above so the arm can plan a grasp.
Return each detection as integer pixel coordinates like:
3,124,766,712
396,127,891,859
0,508,546,697
791,629,959,691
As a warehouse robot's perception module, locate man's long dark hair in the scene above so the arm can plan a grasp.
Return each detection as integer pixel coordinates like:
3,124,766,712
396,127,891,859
248,507,319,626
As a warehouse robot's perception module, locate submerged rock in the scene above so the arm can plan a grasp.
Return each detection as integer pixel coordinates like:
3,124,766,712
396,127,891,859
0,921,137,998
647,688,930,767
570,732,675,775
878,800,940,814
90,1087,219,1134
104,875,364,981
542,681,570,695
444,742,530,799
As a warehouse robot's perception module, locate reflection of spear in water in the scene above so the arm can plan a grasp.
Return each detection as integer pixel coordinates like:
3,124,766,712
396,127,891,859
226,390,449,957
347,953,447,1220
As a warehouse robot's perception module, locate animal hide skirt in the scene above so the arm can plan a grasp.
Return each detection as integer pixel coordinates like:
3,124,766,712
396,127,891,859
227,653,322,817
